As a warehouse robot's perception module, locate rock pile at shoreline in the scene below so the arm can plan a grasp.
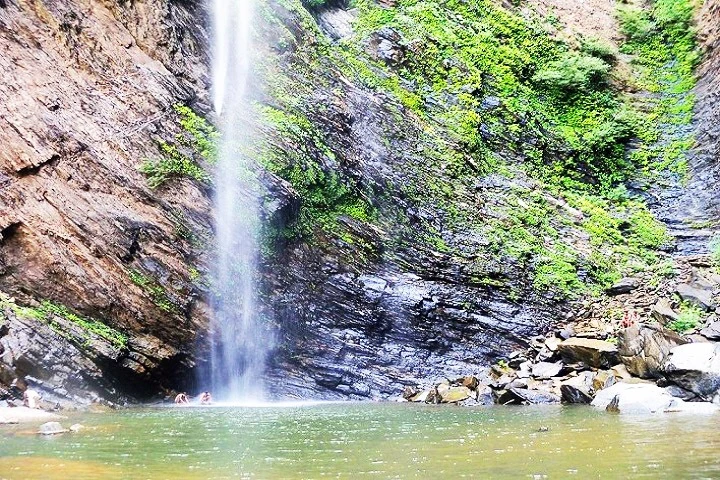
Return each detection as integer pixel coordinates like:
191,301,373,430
404,254,720,413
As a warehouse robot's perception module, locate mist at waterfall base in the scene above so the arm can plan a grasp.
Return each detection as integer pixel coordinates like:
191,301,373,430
204,0,272,403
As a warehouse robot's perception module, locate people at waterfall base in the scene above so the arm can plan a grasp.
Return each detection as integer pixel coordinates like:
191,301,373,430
200,391,213,405
174,393,189,405
23,388,41,409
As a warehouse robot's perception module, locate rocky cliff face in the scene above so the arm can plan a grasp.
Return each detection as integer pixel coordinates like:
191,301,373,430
0,0,214,403
1,0,717,405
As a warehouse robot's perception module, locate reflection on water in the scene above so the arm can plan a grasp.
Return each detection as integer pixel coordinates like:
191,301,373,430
1,403,719,479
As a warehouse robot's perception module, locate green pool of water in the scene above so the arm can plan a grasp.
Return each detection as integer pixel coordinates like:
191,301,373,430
0,402,718,479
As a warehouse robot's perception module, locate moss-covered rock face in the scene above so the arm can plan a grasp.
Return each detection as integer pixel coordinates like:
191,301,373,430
0,0,711,402
231,0,704,398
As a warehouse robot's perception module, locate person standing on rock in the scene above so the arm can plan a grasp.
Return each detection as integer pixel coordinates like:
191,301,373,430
23,388,41,409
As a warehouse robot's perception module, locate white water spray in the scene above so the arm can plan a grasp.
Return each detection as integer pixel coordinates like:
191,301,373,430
208,0,270,401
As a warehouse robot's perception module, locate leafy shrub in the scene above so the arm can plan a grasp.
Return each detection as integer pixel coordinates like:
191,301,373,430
533,53,611,92
580,37,618,63
667,303,704,333
710,236,720,267
140,142,210,189
617,6,655,43
653,0,695,38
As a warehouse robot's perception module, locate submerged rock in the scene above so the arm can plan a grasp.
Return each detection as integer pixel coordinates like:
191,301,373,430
557,338,619,369
495,388,560,405
38,422,67,435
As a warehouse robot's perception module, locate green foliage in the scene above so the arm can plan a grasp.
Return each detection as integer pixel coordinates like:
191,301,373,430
618,0,699,175
139,105,217,188
667,302,704,333
140,142,210,189
300,0,327,9
258,105,375,240
710,236,720,267
532,53,611,92
580,37,618,63
261,0,693,297
617,6,655,42
128,269,178,313
0,294,127,349
38,301,128,349
173,104,219,162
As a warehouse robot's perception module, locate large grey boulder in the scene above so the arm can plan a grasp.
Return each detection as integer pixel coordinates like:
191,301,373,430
531,361,563,379
676,283,716,311
557,338,620,369
592,383,673,414
38,422,67,435
591,382,720,414
651,298,679,326
618,324,688,378
560,371,594,404
700,321,720,340
663,343,720,399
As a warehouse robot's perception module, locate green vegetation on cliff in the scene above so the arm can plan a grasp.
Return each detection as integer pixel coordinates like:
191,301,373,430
139,105,218,188
269,0,696,297
0,294,128,349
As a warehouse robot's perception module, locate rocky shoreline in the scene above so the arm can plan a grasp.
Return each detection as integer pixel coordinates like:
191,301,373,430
402,254,720,414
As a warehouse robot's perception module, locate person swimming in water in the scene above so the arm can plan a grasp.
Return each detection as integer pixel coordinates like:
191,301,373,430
200,391,212,405
174,392,189,404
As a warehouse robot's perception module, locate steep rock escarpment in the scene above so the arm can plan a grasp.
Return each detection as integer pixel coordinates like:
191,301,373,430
647,0,720,254
0,0,214,403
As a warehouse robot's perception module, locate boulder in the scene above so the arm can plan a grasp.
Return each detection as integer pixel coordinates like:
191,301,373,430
544,337,561,352
531,361,563,379
617,324,688,378
69,423,84,432
610,364,633,380
607,277,639,295
38,422,67,435
408,389,431,403
557,338,620,369
495,388,560,405
560,371,594,404
651,298,679,326
676,283,716,311
700,321,720,340
592,370,616,391
663,343,720,399
439,386,472,403
591,383,675,414
516,361,532,379
457,376,479,390
664,385,697,401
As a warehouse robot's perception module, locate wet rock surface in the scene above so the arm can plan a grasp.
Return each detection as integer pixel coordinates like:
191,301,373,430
2,0,720,410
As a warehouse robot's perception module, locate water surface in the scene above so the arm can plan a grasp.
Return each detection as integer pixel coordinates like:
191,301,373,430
1,403,718,479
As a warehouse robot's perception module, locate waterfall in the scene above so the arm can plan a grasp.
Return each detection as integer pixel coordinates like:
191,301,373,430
208,0,270,402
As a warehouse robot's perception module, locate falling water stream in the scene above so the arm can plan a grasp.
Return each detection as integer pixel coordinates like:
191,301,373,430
208,0,270,401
